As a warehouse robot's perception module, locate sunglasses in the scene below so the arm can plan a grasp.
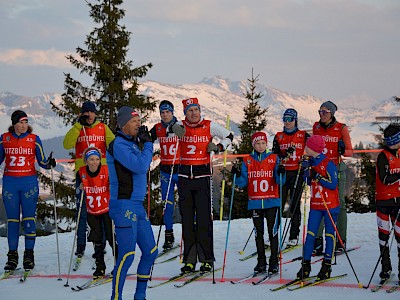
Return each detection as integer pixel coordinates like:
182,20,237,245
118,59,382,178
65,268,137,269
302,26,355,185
318,110,331,115
283,117,295,122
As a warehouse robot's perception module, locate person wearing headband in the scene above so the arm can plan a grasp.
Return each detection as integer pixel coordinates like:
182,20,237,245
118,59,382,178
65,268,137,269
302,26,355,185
150,100,182,251
77,147,116,278
1,110,55,272
272,108,309,248
313,100,353,255
375,123,400,282
63,101,115,258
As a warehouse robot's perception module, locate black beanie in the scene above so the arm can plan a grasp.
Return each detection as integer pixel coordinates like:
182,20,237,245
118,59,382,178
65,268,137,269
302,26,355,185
11,110,28,125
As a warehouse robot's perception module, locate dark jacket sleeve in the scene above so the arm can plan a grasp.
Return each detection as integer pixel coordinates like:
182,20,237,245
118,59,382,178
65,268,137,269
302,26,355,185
377,151,400,185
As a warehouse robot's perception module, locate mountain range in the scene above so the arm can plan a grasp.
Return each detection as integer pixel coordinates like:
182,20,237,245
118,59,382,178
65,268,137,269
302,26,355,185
0,76,396,158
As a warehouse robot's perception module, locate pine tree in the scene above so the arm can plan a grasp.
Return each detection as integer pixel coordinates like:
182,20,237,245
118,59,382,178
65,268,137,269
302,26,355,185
50,0,156,131
42,0,159,229
226,69,268,220
234,70,268,155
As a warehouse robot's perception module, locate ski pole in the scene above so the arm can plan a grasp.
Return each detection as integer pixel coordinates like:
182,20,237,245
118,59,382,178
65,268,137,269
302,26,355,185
220,173,236,282
150,139,179,280
219,115,230,220
300,183,308,281
363,208,400,289
49,152,62,281
147,171,151,217
281,166,302,243
239,227,254,255
279,172,283,281
319,185,362,288
64,189,85,287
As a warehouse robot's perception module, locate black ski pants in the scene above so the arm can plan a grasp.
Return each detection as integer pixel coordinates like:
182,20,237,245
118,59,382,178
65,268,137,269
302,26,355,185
178,176,214,265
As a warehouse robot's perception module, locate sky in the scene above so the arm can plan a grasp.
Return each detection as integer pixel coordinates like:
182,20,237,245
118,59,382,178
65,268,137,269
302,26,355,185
0,0,399,103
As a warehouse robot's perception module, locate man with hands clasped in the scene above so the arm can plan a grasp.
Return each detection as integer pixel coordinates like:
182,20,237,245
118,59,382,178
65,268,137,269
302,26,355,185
170,97,233,274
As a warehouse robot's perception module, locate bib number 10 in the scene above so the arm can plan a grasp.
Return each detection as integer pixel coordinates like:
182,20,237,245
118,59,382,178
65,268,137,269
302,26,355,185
252,180,272,193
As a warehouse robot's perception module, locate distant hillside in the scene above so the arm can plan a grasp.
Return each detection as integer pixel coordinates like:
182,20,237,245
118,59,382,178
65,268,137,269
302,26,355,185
1,76,397,153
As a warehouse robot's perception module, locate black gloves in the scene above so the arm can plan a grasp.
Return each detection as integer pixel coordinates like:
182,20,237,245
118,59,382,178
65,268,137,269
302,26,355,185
338,140,345,155
207,142,223,153
277,164,285,175
78,114,89,126
46,152,56,169
170,122,186,138
138,125,153,143
231,165,241,177
285,146,295,157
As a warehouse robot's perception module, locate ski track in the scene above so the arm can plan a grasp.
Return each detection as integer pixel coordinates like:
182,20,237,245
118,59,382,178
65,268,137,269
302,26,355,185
0,213,398,300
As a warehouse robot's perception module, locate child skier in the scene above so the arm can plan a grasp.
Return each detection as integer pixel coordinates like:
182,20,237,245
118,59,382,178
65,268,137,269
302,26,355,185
78,147,116,278
296,135,339,280
375,123,400,281
232,131,286,275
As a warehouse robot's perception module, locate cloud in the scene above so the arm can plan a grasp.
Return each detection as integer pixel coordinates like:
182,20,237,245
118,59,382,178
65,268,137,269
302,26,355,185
0,48,72,68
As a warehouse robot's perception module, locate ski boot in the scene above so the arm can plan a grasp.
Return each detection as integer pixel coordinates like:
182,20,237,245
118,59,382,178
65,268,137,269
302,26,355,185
268,264,279,275
317,259,332,280
162,230,174,250
312,237,324,256
93,243,106,278
268,257,279,275
296,260,311,279
23,249,35,270
180,263,195,274
379,245,392,280
253,258,267,274
75,244,86,257
4,250,18,271
335,240,346,254
200,262,212,273
286,238,298,248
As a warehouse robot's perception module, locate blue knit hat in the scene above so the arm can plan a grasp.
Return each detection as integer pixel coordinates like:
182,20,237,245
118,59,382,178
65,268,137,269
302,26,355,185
81,101,97,113
283,108,298,121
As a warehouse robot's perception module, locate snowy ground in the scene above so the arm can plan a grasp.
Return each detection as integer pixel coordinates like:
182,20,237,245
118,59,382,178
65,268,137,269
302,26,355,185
0,211,398,300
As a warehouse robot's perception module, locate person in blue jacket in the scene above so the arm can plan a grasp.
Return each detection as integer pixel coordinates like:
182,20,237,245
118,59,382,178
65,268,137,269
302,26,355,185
0,110,56,272
231,131,286,275
107,106,158,300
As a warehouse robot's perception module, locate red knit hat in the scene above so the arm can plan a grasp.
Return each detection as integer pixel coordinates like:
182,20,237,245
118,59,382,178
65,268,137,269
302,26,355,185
306,135,325,153
251,132,267,146
182,98,200,115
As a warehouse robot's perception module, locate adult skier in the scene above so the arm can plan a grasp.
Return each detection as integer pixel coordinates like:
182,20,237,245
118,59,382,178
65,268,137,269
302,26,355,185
150,100,181,250
107,106,157,300
375,123,400,281
272,108,309,247
1,110,56,271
